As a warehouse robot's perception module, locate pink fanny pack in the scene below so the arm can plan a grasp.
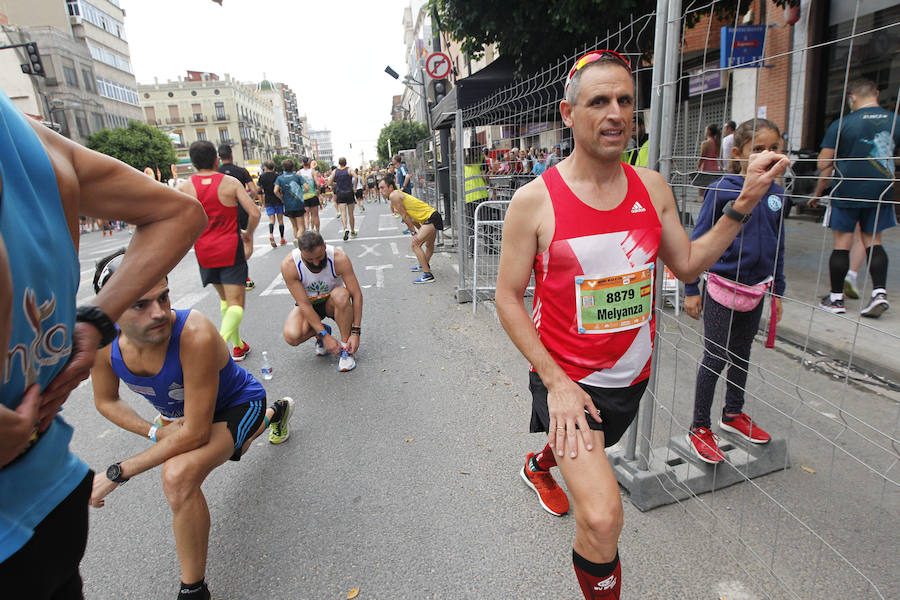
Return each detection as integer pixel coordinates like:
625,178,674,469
706,273,769,312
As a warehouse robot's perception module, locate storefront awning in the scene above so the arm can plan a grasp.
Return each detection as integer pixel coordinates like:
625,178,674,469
431,56,517,130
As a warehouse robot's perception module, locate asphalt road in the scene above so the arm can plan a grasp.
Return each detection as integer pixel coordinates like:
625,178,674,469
61,201,898,599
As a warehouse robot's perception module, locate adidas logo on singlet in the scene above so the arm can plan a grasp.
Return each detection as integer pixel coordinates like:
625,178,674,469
630,201,646,214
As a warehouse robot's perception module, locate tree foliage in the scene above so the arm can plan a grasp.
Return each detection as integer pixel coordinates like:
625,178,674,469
272,153,303,172
432,0,798,76
86,121,177,181
376,120,430,165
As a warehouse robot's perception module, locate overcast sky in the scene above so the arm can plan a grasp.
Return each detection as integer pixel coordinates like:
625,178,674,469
120,0,420,164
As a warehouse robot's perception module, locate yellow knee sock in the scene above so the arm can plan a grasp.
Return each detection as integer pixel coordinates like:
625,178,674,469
220,305,244,346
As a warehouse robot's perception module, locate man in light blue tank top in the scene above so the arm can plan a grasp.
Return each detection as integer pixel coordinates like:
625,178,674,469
0,89,208,597
88,257,294,600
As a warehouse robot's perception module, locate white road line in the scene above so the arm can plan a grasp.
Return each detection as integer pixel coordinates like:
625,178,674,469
171,291,209,309
379,214,398,231
251,244,274,259
365,264,394,288
325,233,411,244
358,243,380,258
259,273,286,297
390,242,399,255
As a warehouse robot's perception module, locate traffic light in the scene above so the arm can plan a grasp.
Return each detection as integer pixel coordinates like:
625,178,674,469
430,78,448,106
20,42,45,77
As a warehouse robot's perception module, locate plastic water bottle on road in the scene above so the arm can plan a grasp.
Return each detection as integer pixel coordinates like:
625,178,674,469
261,351,273,380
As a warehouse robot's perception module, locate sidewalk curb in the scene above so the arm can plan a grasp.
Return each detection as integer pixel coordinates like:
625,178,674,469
771,319,900,385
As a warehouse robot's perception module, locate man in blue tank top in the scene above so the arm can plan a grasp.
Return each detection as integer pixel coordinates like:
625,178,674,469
87,254,294,600
0,90,208,598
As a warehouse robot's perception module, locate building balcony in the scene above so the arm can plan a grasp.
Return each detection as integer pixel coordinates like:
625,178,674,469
146,118,160,126
166,117,184,124
214,113,228,121
192,114,206,123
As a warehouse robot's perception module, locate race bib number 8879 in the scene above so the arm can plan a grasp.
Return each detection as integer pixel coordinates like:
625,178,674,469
575,264,654,334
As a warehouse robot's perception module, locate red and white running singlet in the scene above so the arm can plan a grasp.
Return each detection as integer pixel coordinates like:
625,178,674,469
191,172,240,268
532,164,662,387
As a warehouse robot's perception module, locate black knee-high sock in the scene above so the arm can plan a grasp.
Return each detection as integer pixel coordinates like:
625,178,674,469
573,550,621,599
279,224,285,238
830,249,850,294
865,245,888,290
269,223,274,235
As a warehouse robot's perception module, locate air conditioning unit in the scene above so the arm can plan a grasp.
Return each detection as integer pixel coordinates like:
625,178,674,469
69,15,83,25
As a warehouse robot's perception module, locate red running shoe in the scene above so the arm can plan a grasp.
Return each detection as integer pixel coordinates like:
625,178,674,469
280,238,287,246
520,452,569,516
232,341,250,362
687,427,726,464
719,412,771,444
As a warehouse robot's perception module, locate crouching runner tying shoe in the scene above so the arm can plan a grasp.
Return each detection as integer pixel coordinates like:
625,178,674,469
495,49,788,599
87,251,294,600
281,230,363,372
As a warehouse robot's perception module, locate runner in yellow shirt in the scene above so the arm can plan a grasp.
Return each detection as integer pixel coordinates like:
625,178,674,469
378,174,444,284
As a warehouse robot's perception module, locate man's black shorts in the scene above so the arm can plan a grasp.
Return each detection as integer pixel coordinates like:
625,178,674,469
214,399,267,461
304,196,320,208
423,210,444,231
294,299,330,320
0,470,92,598
528,371,647,447
354,189,364,200
336,191,355,205
199,236,248,286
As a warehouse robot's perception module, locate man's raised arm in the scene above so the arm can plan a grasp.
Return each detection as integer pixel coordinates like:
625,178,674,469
30,120,207,418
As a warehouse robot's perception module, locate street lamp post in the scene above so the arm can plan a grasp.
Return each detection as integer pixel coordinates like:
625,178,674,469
385,64,440,211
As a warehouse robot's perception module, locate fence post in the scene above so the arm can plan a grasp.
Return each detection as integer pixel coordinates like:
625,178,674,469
455,109,466,295
635,0,683,472
624,0,670,464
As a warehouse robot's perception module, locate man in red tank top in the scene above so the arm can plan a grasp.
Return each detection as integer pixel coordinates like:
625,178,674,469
177,141,260,361
495,50,788,599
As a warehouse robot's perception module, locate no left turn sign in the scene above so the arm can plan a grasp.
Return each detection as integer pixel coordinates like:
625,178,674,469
425,52,451,80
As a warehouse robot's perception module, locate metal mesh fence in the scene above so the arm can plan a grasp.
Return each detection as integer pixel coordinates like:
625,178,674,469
448,0,900,597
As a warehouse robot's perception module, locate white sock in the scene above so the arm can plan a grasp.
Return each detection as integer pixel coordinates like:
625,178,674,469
846,270,858,284
872,288,886,297
830,292,843,302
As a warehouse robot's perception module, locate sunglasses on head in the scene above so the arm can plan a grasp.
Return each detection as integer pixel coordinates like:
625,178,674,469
565,50,631,92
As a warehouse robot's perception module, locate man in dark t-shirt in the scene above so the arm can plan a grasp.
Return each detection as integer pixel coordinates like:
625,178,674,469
814,78,899,318
218,144,259,289
257,160,284,247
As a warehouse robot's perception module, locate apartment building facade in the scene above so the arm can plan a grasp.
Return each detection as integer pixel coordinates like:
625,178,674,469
139,71,278,167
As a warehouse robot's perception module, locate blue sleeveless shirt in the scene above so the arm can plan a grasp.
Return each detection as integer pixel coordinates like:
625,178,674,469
0,89,88,561
110,309,265,417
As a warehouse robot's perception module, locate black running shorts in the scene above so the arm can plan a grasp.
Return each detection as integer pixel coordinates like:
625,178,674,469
355,189,364,200
0,471,92,599
423,210,444,231
336,191,355,205
198,238,247,287
304,196,320,208
528,371,647,447
214,399,267,461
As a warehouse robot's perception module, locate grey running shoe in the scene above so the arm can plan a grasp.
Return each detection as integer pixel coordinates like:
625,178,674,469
819,295,845,314
860,292,889,318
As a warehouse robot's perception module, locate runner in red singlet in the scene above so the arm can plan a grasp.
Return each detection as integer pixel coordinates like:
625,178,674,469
177,141,259,361
495,50,788,600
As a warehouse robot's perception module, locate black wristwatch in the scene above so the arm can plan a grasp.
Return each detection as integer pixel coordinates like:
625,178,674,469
106,462,129,484
76,305,117,348
722,200,752,225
